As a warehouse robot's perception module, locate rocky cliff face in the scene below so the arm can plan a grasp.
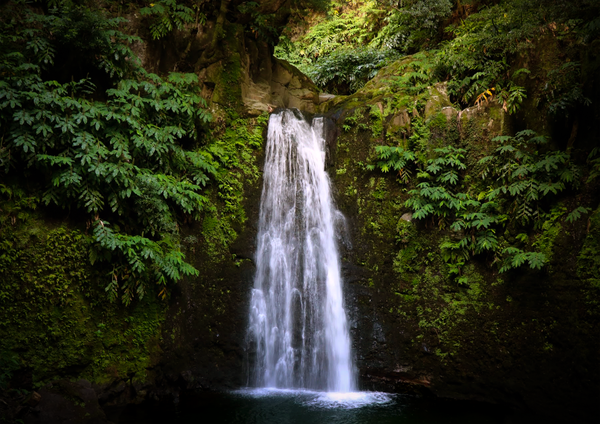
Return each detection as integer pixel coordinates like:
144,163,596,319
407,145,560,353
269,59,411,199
318,56,599,422
127,0,322,115
0,1,315,421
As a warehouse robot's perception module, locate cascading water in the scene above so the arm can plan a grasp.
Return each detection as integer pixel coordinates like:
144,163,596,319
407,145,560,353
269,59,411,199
247,109,355,392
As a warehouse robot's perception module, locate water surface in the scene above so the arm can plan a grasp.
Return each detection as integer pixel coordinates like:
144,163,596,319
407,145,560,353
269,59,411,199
117,388,507,424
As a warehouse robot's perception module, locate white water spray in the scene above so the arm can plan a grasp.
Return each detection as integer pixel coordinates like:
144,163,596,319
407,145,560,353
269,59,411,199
247,109,354,392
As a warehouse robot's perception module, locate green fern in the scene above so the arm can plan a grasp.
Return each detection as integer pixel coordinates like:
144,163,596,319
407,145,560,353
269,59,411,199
587,148,600,183
566,206,592,224
479,130,573,226
140,0,199,40
367,146,415,183
0,4,215,303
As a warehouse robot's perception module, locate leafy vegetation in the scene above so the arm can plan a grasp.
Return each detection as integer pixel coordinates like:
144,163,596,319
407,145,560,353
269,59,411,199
238,1,280,44
307,47,398,93
366,146,415,184
140,0,203,40
370,128,585,280
478,130,579,225
277,0,599,118
273,0,449,94
371,0,453,52
0,2,218,304
275,0,395,93
435,0,599,111
318,0,597,283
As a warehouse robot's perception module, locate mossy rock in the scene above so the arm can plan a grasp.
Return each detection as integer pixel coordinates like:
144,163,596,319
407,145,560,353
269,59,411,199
0,219,165,387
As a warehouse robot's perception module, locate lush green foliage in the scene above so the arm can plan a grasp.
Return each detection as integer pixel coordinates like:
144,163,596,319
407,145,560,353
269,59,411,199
296,0,598,281
371,0,452,52
370,129,585,279
292,1,385,57
390,52,437,95
406,146,469,223
278,0,599,114
306,47,398,93
435,0,599,110
140,0,202,40
366,146,415,184
274,0,451,93
275,1,394,93
0,2,215,304
479,130,579,225
238,1,280,44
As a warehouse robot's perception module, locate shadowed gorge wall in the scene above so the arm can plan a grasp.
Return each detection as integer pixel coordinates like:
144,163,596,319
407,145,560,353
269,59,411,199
318,54,599,421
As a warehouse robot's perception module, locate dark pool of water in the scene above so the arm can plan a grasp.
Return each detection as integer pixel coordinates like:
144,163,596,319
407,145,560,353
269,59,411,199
114,388,516,424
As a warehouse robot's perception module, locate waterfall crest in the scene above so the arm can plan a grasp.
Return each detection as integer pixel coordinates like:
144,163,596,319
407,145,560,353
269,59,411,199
247,109,354,392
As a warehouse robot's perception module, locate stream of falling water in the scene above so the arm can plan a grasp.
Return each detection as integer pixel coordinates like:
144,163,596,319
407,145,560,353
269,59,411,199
247,109,355,392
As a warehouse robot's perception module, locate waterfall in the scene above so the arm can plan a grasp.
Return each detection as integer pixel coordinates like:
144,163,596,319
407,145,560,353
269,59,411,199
247,109,355,392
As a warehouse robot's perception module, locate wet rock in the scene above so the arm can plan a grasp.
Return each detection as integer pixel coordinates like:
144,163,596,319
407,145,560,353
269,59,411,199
322,116,339,168
441,106,458,121
24,379,111,424
25,391,41,407
424,83,452,118
388,109,411,134
319,93,336,103
241,58,319,113
458,102,506,137
400,213,412,222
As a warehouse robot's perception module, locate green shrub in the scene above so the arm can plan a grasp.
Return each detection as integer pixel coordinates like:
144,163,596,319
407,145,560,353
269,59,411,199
140,0,200,40
274,0,391,93
435,0,600,110
306,47,398,93
0,2,214,304
371,0,453,53
370,129,584,278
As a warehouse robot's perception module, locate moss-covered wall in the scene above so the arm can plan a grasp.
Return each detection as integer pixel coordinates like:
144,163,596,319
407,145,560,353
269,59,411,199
0,112,267,422
0,214,165,388
152,111,266,393
321,56,599,421
0,1,277,420
0,88,266,424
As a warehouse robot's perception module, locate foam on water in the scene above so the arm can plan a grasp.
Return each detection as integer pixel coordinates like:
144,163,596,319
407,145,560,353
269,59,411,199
233,388,394,410
307,391,393,409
